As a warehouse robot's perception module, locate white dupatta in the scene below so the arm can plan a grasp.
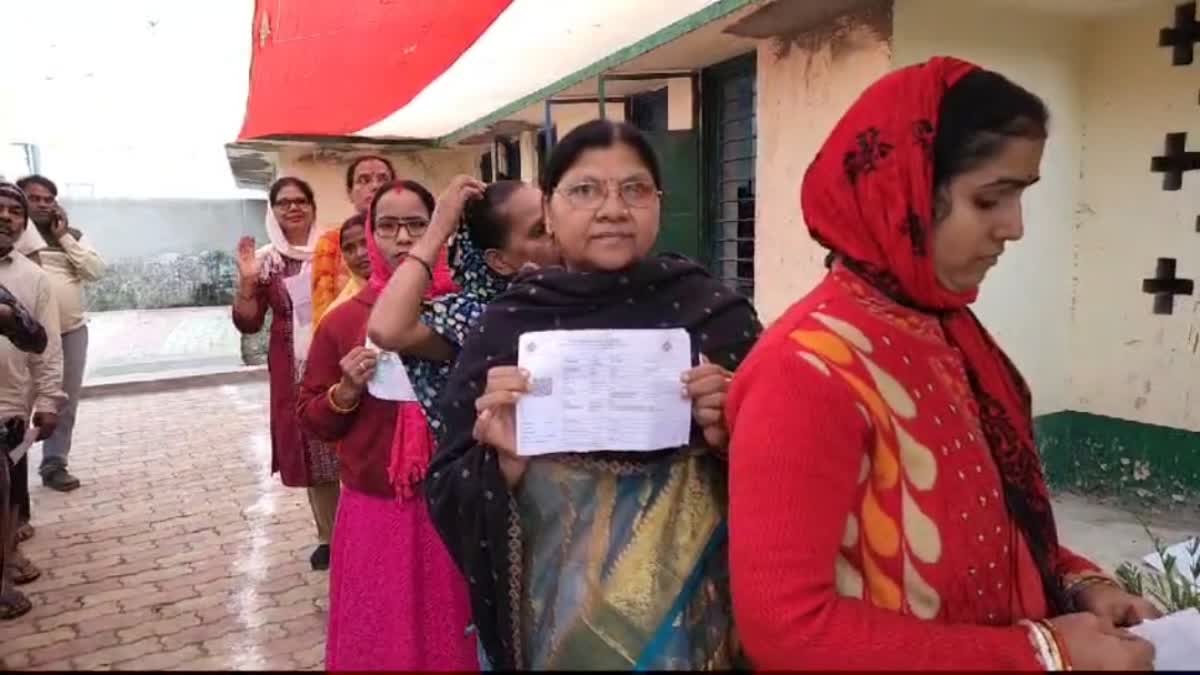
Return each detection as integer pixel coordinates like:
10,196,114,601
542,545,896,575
257,206,319,367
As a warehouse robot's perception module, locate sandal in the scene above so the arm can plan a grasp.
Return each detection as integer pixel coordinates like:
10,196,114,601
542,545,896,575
0,591,32,620
9,556,41,586
15,523,33,543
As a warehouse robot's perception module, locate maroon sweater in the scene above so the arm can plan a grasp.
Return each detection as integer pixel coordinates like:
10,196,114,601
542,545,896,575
297,291,397,497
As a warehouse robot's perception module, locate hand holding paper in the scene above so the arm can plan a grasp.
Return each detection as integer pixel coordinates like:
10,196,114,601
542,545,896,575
1129,608,1200,671
365,337,418,402
473,366,530,487
682,357,734,450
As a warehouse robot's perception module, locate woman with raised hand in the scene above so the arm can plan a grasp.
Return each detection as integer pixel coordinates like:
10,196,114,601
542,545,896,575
232,176,340,571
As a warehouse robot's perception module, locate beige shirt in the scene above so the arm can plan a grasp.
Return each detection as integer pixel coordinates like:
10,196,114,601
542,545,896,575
38,233,105,333
0,250,64,419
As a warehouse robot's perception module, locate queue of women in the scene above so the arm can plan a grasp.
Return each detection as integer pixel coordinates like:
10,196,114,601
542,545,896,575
230,58,1161,671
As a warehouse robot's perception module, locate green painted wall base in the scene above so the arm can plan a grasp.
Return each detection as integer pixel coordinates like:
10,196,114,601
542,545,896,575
1035,411,1200,499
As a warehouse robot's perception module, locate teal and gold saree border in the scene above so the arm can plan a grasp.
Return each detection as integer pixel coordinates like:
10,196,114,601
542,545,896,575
1035,410,1200,498
518,451,733,670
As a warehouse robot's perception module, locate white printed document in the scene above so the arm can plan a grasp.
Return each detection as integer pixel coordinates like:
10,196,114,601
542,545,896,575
7,424,38,464
516,328,692,456
283,266,314,362
365,337,417,402
1128,608,1200,671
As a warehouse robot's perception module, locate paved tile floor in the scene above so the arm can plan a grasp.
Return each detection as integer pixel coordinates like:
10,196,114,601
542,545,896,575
0,382,327,671
1,379,1195,670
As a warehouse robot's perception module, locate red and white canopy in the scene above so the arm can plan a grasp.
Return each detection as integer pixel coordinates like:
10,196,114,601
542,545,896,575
238,0,748,143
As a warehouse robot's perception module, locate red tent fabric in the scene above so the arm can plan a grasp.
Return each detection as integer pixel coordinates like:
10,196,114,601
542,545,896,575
239,0,513,140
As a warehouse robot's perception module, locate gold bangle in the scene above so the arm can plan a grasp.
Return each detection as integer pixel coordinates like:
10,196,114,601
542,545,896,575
327,384,360,414
1063,573,1119,599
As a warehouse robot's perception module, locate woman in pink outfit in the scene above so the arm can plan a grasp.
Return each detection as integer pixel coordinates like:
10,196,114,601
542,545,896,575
298,180,475,670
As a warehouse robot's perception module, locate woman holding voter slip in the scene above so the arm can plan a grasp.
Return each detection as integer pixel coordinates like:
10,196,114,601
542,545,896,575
297,180,475,671
426,119,762,671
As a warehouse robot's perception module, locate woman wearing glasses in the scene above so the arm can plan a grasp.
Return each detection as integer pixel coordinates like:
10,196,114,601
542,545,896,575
233,176,340,571
367,175,560,438
426,119,762,670
299,179,476,670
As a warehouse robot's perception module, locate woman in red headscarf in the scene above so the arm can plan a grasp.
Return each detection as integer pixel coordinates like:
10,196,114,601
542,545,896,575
298,179,475,671
726,58,1159,671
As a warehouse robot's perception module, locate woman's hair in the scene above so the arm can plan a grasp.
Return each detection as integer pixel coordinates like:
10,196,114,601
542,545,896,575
368,179,436,225
463,180,526,252
933,70,1049,191
268,176,315,207
340,212,366,236
540,119,663,195
345,155,396,191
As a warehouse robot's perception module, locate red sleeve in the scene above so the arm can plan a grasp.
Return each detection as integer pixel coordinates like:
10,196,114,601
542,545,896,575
727,346,1044,671
298,317,357,442
1057,546,1102,577
232,283,268,335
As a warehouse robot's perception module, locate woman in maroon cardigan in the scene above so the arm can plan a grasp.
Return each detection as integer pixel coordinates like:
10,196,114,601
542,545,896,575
297,179,473,671
232,177,339,571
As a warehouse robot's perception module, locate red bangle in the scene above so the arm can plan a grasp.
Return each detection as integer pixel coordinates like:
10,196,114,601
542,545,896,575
1038,619,1073,671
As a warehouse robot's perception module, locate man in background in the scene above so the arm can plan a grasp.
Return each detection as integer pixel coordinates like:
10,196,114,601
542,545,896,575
0,285,48,623
17,175,104,492
0,181,63,619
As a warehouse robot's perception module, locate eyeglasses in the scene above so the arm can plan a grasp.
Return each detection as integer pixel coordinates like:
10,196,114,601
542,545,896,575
375,217,429,239
273,198,312,211
556,178,661,211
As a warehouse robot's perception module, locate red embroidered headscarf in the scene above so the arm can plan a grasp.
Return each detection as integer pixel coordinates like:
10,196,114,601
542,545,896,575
801,57,1065,609
365,181,458,500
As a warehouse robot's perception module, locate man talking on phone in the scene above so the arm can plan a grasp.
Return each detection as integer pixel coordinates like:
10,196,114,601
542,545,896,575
17,175,104,492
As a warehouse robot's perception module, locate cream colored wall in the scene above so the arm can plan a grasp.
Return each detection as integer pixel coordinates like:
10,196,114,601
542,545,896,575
667,78,694,131
753,26,893,325
275,146,481,230
553,103,626,137
1068,1,1200,430
892,0,1087,415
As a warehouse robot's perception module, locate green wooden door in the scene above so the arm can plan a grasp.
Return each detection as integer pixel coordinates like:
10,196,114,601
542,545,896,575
645,130,702,261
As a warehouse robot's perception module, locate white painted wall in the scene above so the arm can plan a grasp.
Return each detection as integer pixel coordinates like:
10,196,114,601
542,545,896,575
1069,1,1200,430
892,0,1087,416
753,25,893,325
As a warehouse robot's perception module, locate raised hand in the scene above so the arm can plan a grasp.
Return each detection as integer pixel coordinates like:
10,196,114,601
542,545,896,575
236,236,260,283
430,175,487,239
